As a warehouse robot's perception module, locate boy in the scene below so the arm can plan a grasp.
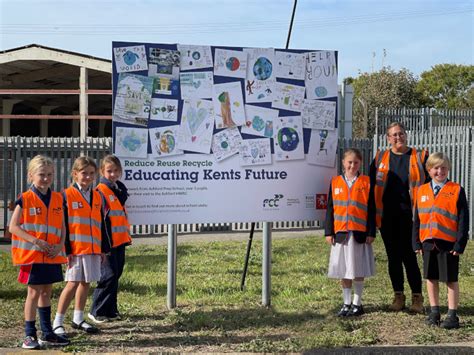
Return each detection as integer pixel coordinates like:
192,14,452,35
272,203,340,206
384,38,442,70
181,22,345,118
412,152,469,329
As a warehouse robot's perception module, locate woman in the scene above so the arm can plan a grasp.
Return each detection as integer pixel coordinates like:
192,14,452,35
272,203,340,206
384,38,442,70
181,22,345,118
370,122,429,313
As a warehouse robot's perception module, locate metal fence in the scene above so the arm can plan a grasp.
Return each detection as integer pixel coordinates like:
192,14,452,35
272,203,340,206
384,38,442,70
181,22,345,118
374,107,474,238
2,115,473,237
1,136,320,235
375,107,474,136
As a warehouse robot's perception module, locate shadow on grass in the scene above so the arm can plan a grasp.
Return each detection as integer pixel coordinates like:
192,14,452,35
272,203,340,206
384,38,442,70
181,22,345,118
69,332,294,351
119,279,167,296
124,307,325,333
303,346,474,354
0,288,25,300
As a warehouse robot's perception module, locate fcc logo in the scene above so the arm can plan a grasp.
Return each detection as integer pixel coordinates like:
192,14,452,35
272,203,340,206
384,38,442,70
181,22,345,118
263,194,284,208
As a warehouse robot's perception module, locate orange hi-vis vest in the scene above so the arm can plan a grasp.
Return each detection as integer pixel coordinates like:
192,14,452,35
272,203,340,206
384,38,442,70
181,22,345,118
11,190,67,265
64,186,102,255
331,175,370,233
417,182,460,243
374,148,427,227
96,183,132,248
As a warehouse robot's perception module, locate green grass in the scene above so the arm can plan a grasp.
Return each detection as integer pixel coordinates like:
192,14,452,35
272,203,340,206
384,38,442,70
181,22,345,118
0,234,473,352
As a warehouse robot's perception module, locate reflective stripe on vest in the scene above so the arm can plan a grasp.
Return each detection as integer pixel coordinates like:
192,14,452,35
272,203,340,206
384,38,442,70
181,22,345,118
374,148,427,228
96,183,132,248
331,175,370,233
11,190,67,265
417,182,460,243
64,187,102,255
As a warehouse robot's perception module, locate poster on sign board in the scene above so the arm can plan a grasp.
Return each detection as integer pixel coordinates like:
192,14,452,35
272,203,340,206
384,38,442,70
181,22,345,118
112,41,338,224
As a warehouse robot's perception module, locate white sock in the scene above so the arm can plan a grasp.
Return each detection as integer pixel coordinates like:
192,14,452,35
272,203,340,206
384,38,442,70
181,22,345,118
53,313,65,328
353,280,364,306
73,310,84,325
343,287,352,305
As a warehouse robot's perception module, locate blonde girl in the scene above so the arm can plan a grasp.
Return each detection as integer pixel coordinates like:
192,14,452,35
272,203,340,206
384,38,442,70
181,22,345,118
53,156,107,335
324,148,376,317
9,155,70,348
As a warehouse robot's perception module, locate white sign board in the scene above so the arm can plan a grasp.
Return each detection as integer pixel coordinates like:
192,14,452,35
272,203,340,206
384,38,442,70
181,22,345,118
112,42,338,224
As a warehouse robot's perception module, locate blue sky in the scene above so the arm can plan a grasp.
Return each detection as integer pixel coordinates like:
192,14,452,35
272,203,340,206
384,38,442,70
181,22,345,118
0,0,472,81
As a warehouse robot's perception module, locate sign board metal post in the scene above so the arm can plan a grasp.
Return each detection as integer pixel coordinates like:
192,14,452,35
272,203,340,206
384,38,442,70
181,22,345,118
167,224,177,309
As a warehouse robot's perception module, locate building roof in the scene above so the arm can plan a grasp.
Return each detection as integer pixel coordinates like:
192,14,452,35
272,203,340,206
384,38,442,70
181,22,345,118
0,44,112,117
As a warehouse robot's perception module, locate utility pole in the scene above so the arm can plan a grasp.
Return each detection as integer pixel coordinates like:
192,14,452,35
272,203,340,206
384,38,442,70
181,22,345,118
286,0,298,49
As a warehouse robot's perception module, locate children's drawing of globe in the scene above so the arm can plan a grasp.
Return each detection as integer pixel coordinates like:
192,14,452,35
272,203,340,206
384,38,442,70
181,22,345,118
315,86,328,97
160,130,176,154
277,127,299,151
123,51,139,65
226,57,240,71
252,115,265,132
192,51,201,60
122,134,142,152
253,57,273,80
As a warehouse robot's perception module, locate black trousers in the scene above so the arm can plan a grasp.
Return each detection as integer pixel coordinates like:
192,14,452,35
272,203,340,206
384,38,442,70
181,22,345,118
380,213,422,294
90,244,126,317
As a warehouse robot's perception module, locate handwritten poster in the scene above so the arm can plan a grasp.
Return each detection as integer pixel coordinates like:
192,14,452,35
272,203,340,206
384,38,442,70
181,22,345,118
273,116,305,161
150,98,179,122
212,81,246,129
275,51,307,80
114,126,148,158
113,45,148,73
148,47,180,79
214,48,248,79
176,99,214,154
305,51,338,99
178,44,213,70
113,73,153,127
149,125,183,158
244,48,276,103
211,127,242,162
239,138,272,166
307,129,338,167
180,71,213,99
272,82,305,112
301,99,337,130
241,105,278,138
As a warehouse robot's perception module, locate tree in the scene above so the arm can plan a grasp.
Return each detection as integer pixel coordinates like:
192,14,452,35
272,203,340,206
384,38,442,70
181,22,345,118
350,67,420,138
416,64,474,109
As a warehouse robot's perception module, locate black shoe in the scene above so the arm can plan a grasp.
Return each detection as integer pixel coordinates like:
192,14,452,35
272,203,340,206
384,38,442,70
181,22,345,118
71,320,99,334
337,304,352,317
425,312,440,326
347,304,364,317
440,315,460,329
38,333,70,346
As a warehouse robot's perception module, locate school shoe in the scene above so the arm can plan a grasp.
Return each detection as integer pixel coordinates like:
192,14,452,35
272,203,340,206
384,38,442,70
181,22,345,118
53,325,66,335
425,312,441,326
22,335,40,349
440,315,460,330
72,320,99,334
409,293,424,314
337,304,352,317
389,292,406,311
108,312,122,321
38,333,70,346
347,304,365,317
88,312,109,324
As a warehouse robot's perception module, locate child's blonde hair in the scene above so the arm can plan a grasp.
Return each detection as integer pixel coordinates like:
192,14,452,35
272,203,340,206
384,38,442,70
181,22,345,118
27,155,54,183
100,155,123,175
71,156,97,183
342,148,362,162
426,152,451,170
